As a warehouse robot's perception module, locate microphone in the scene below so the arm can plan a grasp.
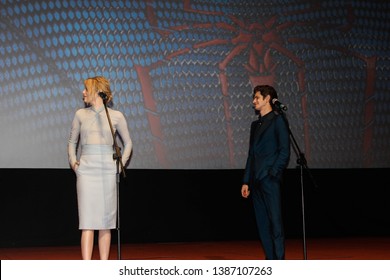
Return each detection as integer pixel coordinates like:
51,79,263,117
272,98,288,111
98,92,108,101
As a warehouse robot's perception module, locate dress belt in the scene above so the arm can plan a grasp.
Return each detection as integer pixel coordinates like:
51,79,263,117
81,144,113,155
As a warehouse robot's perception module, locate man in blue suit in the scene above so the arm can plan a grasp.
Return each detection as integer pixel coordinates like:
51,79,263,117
241,85,291,260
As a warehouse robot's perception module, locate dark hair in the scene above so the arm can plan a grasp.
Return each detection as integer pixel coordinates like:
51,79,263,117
252,85,278,104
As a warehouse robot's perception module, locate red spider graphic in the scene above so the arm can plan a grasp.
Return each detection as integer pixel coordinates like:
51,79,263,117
137,0,377,168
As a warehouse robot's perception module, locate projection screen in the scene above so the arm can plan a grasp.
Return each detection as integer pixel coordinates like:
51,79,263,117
1,0,389,169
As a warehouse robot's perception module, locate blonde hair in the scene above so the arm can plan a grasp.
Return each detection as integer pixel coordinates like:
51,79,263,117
84,76,113,103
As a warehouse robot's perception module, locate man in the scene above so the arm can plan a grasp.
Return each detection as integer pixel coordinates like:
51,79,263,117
241,85,290,260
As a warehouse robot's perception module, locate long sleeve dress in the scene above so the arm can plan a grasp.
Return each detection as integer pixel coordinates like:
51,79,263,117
68,105,132,229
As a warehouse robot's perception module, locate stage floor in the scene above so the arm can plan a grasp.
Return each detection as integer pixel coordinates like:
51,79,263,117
1,237,390,260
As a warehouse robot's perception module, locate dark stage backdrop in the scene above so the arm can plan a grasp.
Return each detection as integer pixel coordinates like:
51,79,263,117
1,0,389,169
1,168,390,248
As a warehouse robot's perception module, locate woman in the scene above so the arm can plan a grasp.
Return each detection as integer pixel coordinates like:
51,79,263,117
68,76,132,260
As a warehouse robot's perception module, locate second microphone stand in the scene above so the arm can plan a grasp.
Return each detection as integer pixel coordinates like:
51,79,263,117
101,96,126,260
278,107,318,260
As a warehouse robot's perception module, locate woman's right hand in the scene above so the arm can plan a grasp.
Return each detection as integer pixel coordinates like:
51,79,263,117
73,161,80,171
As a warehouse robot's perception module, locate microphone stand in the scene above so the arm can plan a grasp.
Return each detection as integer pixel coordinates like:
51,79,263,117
277,107,318,260
101,97,126,260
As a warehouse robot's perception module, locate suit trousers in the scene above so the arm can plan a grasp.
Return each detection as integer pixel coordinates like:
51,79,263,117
251,175,285,260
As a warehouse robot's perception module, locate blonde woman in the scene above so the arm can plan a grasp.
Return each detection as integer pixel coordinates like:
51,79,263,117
68,76,132,259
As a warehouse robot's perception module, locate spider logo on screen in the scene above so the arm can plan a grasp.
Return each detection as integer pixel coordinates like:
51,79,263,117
135,0,378,168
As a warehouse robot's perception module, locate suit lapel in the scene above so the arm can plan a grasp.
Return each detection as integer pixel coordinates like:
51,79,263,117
254,112,276,140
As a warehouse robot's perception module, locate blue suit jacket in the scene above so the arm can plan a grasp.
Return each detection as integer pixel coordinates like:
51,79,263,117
243,111,290,186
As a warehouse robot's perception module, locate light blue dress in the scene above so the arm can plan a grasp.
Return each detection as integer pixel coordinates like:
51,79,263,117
68,105,132,229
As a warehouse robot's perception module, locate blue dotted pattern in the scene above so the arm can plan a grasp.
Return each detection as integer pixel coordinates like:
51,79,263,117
0,0,389,168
